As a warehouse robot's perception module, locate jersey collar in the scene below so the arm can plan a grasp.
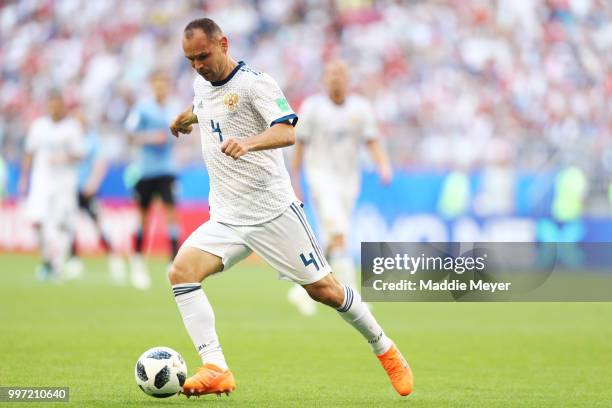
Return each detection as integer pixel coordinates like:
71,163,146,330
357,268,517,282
211,61,245,87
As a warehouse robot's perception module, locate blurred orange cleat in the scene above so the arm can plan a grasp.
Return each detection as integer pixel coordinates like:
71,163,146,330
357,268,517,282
377,343,413,396
181,363,235,397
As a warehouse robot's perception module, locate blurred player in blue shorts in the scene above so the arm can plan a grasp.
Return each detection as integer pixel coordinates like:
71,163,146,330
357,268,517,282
125,71,181,290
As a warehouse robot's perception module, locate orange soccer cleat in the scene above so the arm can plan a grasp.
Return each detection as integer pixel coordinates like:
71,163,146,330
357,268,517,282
181,363,236,397
377,343,414,396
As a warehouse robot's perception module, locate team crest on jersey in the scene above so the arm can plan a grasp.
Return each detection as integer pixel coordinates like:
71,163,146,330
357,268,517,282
223,93,240,113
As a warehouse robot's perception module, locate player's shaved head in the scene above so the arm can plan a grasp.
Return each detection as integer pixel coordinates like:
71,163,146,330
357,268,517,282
149,69,170,81
47,88,63,100
149,70,171,103
325,60,349,77
46,88,66,122
182,17,235,83
184,18,223,40
324,60,349,105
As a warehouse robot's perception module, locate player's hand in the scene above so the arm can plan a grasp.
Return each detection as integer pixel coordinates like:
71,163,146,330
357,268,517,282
49,153,69,166
220,138,249,160
170,111,197,137
379,164,393,185
171,124,193,137
82,184,97,199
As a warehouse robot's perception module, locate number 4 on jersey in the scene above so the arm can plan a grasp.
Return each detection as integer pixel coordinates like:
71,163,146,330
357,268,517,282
211,120,223,142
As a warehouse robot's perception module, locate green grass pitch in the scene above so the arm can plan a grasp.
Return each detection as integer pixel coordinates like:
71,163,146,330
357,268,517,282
1,253,611,407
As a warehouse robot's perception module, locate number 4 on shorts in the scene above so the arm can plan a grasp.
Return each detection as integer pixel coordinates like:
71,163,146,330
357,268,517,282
300,252,320,271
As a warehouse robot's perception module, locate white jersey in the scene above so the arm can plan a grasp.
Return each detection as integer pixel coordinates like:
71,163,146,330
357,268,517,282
24,115,85,223
192,61,298,225
25,116,85,196
297,93,378,198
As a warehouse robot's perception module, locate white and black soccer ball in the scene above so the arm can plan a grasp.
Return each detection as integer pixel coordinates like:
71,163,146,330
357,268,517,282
135,346,187,398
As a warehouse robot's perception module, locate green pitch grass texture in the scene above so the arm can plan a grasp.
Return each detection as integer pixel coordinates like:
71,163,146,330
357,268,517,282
1,253,611,407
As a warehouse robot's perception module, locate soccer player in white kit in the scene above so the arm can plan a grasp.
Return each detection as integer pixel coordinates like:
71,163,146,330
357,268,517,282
168,18,413,398
288,60,393,315
19,90,86,280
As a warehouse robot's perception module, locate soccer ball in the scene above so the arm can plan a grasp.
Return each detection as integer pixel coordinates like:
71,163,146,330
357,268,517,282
135,347,187,398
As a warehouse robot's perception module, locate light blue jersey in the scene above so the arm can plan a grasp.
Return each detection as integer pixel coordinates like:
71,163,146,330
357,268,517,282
77,131,101,191
125,99,178,180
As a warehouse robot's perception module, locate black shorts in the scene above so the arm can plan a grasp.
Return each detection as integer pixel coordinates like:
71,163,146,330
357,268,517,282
78,192,100,221
134,175,177,210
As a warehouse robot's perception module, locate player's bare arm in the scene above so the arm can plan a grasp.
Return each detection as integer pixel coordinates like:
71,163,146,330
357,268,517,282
58,147,87,165
83,158,108,198
18,153,32,196
290,140,305,201
170,106,198,137
129,130,168,146
366,139,393,185
220,122,295,160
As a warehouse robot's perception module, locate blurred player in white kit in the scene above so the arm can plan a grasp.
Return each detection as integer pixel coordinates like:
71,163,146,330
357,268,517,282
19,90,86,280
289,60,393,315
64,111,126,283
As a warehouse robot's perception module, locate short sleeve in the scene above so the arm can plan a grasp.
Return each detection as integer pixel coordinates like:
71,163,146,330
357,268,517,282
359,99,378,142
68,120,87,158
250,73,298,127
296,97,315,143
90,134,100,157
125,104,143,132
89,132,113,162
25,121,40,154
192,78,199,111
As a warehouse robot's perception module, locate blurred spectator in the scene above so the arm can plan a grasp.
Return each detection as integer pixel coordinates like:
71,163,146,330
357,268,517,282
1,0,611,212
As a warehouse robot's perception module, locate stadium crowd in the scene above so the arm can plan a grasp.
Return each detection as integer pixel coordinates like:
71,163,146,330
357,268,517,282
1,0,611,180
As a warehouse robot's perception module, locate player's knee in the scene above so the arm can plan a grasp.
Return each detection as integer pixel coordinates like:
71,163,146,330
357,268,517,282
168,262,194,285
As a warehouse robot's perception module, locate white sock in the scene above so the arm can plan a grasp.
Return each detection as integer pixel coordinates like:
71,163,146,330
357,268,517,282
336,284,392,355
329,249,356,289
54,227,72,275
172,283,228,370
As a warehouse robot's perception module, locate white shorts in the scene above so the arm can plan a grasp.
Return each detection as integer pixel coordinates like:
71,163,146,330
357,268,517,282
309,185,357,243
25,185,77,227
182,202,331,285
